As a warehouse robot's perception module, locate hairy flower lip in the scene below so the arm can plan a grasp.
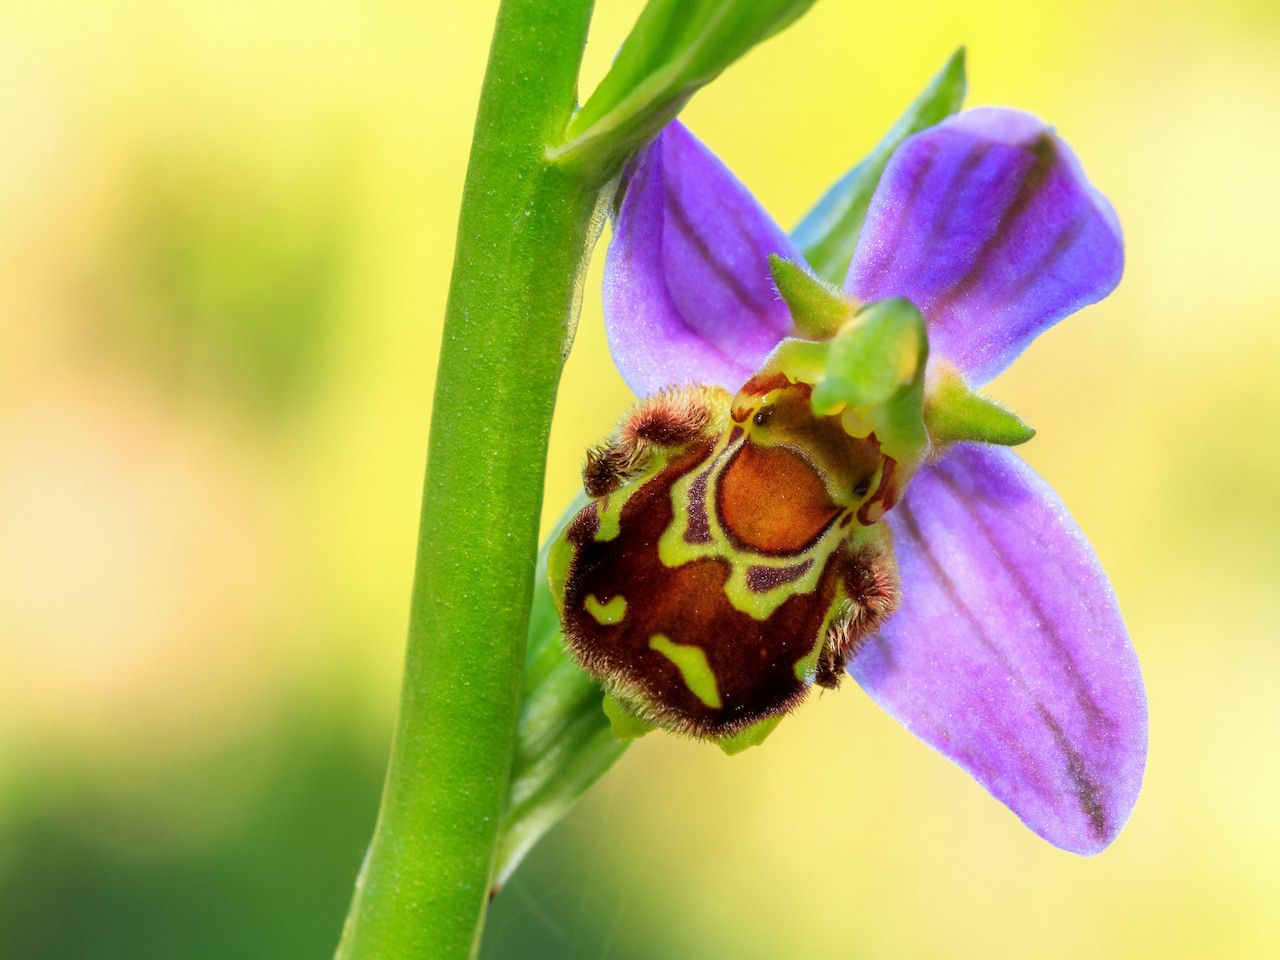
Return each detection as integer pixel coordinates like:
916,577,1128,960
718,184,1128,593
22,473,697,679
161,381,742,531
597,109,1146,855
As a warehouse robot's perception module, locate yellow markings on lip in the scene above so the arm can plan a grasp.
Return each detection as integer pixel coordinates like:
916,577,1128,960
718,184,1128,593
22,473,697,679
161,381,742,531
592,453,671,543
584,593,628,625
594,493,624,542
794,594,846,682
547,533,576,616
648,634,722,709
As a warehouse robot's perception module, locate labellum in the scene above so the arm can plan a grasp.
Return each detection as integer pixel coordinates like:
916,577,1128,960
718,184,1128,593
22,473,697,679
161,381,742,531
550,371,901,748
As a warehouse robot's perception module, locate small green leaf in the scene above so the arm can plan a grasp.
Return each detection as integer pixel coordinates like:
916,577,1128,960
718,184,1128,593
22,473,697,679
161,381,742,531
793,48,967,284
552,0,817,173
769,254,855,338
925,367,1036,447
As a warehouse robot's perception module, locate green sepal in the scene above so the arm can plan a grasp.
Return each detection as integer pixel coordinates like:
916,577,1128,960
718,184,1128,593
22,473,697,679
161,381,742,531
792,48,967,284
716,715,784,755
602,693,657,740
492,496,630,891
767,298,930,466
925,367,1036,447
552,0,817,174
769,254,855,339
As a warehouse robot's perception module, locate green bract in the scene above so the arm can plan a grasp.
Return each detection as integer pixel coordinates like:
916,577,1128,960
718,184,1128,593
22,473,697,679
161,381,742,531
769,298,928,465
793,48,968,284
766,256,931,471
767,254,854,339
553,0,818,173
925,367,1036,447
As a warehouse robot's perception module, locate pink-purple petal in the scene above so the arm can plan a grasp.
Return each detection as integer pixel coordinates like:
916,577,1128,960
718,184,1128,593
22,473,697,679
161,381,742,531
603,122,802,395
845,107,1123,385
848,443,1146,854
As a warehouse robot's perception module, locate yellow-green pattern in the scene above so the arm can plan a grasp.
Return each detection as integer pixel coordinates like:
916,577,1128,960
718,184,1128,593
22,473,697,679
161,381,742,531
553,377,899,738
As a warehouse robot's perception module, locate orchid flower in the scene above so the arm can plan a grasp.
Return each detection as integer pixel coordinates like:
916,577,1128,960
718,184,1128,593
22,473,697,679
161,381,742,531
553,107,1146,857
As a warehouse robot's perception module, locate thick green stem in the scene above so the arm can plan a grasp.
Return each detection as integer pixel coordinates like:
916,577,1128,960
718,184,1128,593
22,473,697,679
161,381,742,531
336,1,601,957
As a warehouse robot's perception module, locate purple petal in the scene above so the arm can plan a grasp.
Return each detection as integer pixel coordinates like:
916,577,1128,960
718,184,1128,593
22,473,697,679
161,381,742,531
845,108,1123,385
603,122,802,395
849,443,1146,854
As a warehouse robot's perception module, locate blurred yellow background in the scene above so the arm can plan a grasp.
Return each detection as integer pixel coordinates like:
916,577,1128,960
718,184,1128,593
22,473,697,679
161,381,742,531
2,1,1278,957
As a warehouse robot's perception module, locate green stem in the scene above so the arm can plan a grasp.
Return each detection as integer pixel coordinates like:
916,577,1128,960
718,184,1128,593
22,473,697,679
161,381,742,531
336,2,602,957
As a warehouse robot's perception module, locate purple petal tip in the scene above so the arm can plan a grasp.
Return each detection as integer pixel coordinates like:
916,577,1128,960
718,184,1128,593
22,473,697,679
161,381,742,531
850,444,1147,854
846,107,1124,385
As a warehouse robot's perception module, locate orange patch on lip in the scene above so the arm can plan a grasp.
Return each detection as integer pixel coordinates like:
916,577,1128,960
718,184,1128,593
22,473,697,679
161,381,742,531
717,442,839,554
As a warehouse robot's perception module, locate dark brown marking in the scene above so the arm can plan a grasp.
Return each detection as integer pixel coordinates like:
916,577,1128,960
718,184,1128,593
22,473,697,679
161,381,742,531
815,547,899,687
717,442,840,555
684,466,713,544
746,559,814,593
841,547,900,633
583,443,632,498
814,622,854,689
561,442,843,737
568,502,601,542
624,392,712,447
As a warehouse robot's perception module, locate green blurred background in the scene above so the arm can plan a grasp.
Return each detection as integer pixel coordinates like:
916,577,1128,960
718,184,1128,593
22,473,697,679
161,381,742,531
2,1,1278,957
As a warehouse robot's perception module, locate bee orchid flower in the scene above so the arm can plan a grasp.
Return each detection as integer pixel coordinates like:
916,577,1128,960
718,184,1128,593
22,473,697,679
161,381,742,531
555,108,1146,856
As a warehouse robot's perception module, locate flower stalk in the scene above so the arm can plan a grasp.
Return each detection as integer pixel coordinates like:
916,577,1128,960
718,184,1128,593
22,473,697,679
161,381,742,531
336,2,602,956
336,2,822,956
